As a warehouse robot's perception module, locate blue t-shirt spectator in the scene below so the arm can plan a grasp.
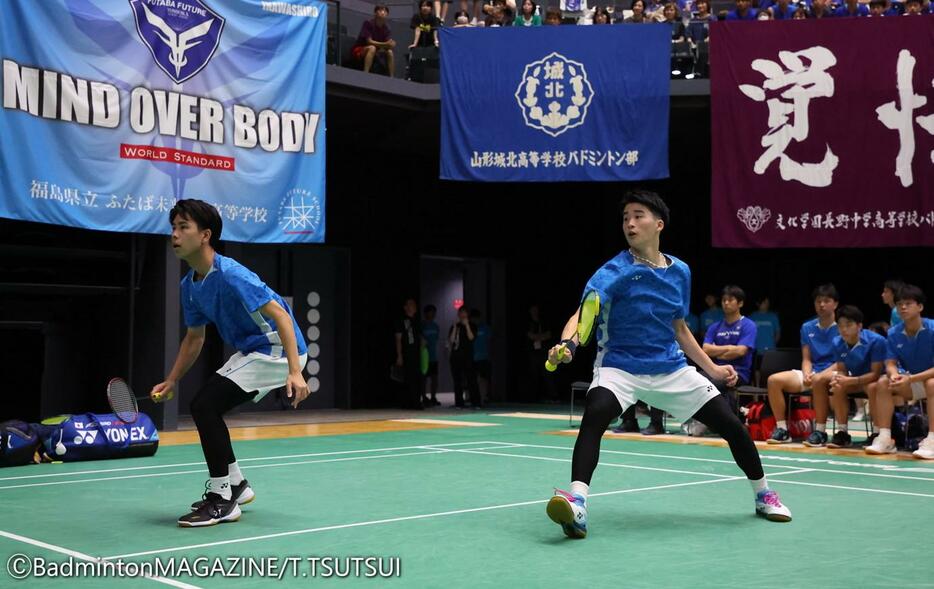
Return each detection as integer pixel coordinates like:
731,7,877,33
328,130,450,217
800,317,839,372
422,319,440,362
704,316,757,383
474,324,491,362
886,318,934,374
833,330,887,376
685,312,700,336
890,307,903,327
584,251,691,375
725,7,759,18
700,306,724,334
750,310,780,354
834,3,869,16
770,2,796,18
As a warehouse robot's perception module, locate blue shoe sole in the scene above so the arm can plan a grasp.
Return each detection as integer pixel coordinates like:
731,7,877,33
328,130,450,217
546,496,586,538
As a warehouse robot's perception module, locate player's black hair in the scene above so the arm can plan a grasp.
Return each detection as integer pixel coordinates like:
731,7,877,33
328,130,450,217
619,189,670,226
721,285,745,303
424,304,437,314
895,284,926,306
835,305,864,325
811,283,839,302
883,279,905,294
169,199,222,249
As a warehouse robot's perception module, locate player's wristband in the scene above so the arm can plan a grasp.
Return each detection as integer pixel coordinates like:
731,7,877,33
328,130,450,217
560,339,578,356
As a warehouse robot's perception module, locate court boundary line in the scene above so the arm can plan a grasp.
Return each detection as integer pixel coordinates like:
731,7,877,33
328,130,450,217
0,529,201,589
102,475,747,561
765,478,934,499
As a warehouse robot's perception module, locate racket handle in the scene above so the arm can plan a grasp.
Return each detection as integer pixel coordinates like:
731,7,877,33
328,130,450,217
545,346,567,372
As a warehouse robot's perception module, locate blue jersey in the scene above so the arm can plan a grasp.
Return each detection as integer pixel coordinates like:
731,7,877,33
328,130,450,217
749,311,780,353
585,251,691,375
700,307,724,333
800,318,839,372
704,316,757,384
833,329,886,376
886,318,934,374
890,307,903,327
474,324,491,361
422,320,440,362
180,254,307,357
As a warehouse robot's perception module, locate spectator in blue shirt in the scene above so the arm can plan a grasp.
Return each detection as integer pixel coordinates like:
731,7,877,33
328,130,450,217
686,0,715,44
868,0,887,15
882,280,904,327
703,285,758,413
471,308,492,405
866,285,934,459
422,305,441,406
725,0,759,19
700,293,724,334
769,0,797,18
750,296,781,356
824,305,886,449
904,0,924,13
809,0,834,17
767,284,840,444
834,0,870,16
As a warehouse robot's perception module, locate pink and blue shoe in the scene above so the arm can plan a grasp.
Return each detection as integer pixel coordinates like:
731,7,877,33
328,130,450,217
755,489,792,522
547,489,588,538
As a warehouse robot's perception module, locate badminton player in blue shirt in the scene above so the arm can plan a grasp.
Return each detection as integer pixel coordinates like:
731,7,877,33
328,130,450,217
545,190,791,539
151,199,309,527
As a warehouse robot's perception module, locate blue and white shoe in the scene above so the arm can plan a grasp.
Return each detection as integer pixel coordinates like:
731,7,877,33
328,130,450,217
755,489,792,522
546,489,588,538
767,427,791,444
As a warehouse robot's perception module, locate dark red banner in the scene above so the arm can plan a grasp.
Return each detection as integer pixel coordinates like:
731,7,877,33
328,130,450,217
119,144,235,172
710,17,934,248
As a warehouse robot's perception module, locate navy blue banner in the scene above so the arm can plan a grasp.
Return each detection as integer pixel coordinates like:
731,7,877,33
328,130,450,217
440,25,670,182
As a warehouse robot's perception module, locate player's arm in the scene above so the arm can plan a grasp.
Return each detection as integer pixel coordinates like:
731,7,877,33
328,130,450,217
675,319,737,385
907,365,934,386
884,359,901,381
260,300,310,407
702,342,726,358
151,325,206,398
800,345,814,383
547,311,581,365
718,345,750,360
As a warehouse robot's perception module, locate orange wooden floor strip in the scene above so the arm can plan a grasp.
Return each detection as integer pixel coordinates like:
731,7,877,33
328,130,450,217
158,420,454,446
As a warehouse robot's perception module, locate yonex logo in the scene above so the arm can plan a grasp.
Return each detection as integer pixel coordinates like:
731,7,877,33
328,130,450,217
632,276,642,281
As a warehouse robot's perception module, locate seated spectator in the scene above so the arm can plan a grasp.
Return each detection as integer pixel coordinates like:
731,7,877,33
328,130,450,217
904,0,924,13
544,6,564,23
703,286,757,411
882,280,905,327
460,0,485,25
592,6,613,22
410,0,441,49
686,0,715,44
353,4,396,76
625,0,651,20
514,0,543,24
757,8,772,17
700,292,724,334
809,0,834,17
685,309,702,342
662,2,687,39
724,0,759,19
769,0,796,18
865,285,934,459
823,305,885,449
485,4,511,25
645,0,667,18
868,0,887,15
483,0,515,23
834,0,870,16
767,284,840,444
750,296,781,356
792,5,809,17
453,9,473,25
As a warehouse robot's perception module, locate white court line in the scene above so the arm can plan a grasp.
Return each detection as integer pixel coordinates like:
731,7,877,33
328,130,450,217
0,530,201,589
515,442,934,482
0,440,518,483
0,446,521,491
102,475,744,561
768,479,934,499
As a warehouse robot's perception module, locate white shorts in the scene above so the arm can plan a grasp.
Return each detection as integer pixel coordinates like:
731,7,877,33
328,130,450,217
910,381,925,400
791,369,806,389
589,366,721,421
217,351,308,402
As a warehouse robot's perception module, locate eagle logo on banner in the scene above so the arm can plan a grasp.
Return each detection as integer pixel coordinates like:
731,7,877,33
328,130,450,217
515,52,594,138
129,0,226,84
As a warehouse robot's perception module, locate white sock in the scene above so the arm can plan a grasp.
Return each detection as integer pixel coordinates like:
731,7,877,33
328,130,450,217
570,481,589,499
816,423,826,433
209,476,232,500
872,425,880,433
776,420,787,430
926,432,934,441
837,423,848,432
879,428,891,440
749,477,768,495
228,461,244,486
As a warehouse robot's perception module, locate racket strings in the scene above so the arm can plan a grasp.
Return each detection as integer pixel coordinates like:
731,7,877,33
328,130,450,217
108,380,138,422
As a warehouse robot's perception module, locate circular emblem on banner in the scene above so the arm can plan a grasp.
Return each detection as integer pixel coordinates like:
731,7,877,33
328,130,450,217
736,206,772,233
515,52,594,138
279,188,322,236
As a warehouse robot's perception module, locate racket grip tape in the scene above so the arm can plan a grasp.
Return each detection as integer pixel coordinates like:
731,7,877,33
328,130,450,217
545,346,567,372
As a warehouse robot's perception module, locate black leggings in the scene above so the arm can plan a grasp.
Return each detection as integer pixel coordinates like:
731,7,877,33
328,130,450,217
190,374,257,478
571,387,764,485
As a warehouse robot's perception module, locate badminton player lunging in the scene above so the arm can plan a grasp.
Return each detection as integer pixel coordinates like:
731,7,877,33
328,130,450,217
152,199,308,527
546,190,792,539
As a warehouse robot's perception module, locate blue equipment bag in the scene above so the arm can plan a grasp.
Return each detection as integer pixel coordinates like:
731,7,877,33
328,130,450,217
0,420,40,467
38,413,159,462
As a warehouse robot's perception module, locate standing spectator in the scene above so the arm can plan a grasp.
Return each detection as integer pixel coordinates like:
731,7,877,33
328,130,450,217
809,0,834,18
484,0,516,24
624,0,650,21
834,0,870,16
527,304,553,400
449,305,480,408
645,0,666,18
882,280,904,327
700,293,724,334
460,0,485,26
769,0,796,18
485,3,511,25
435,0,453,24
472,309,492,404
453,9,473,25
868,0,887,15
515,0,543,24
750,296,781,356
544,6,564,23
422,305,441,407
663,3,686,40
410,0,441,49
703,286,758,413
724,0,758,19
353,4,396,76
394,298,423,409
686,0,715,44
592,6,612,22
